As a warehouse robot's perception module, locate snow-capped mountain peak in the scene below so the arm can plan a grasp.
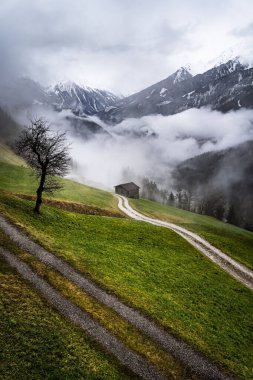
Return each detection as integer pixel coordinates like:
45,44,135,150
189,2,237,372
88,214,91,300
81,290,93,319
99,58,253,123
48,81,93,94
45,81,120,115
209,57,248,81
173,67,192,84
55,81,80,93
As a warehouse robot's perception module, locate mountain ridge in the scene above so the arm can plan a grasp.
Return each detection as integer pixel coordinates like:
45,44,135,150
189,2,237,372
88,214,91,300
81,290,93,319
0,57,252,130
98,58,253,124
0,78,121,116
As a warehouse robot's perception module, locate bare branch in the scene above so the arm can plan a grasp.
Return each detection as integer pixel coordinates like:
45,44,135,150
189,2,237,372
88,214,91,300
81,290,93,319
16,117,71,213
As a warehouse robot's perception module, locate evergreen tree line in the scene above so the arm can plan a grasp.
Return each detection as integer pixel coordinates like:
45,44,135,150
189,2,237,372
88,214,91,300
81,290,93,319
140,177,253,232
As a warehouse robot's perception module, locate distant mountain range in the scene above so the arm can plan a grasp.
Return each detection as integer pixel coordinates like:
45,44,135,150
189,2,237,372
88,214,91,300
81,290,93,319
0,78,120,116
1,58,252,124
47,82,120,115
0,57,253,138
99,58,253,124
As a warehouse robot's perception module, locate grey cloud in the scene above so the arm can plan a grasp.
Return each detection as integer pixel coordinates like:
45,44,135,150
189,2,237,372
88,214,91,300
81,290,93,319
232,22,253,37
0,0,252,92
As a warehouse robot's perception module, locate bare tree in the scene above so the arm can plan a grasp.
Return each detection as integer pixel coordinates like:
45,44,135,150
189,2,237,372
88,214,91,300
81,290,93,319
16,118,71,214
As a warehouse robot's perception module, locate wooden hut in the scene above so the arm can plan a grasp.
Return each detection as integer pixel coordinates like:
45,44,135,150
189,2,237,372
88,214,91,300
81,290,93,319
114,182,140,199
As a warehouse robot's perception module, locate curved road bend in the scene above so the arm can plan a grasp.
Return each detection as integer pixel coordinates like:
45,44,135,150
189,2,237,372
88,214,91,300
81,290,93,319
0,215,233,380
116,195,253,291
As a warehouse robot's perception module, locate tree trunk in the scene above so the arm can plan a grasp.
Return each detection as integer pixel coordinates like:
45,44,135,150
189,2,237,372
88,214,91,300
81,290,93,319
34,168,46,214
34,188,43,214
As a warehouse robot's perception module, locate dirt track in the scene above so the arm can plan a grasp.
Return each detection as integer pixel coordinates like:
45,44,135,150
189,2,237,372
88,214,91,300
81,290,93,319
0,214,233,380
116,195,253,291
0,246,165,380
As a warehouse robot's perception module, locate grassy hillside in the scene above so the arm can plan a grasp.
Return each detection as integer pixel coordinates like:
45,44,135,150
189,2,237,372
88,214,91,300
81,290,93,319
0,140,26,166
0,192,252,379
130,198,253,270
0,254,132,380
0,145,252,378
0,161,118,211
0,140,117,210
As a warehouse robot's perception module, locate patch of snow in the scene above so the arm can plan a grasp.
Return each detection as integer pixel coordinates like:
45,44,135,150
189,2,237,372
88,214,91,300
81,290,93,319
92,99,98,112
238,99,242,108
173,67,192,84
72,86,83,105
105,106,116,112
57,81,77,93
182,90,195,99
150,89,156,95
160,88,167,97
32,100,43,105
157,100,172,106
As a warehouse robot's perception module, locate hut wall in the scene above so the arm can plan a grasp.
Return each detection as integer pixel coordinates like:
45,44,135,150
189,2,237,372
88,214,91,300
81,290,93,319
129,189,139,199
115,186,128,197
115,186,139,199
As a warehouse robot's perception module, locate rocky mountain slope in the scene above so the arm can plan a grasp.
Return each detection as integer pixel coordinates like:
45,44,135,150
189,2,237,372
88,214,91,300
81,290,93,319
47,81,119,115
99,58,253,124
0,78,120,116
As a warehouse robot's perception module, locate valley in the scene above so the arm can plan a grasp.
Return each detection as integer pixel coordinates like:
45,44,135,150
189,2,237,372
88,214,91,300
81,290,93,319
0,145,252,379
0,9,253,377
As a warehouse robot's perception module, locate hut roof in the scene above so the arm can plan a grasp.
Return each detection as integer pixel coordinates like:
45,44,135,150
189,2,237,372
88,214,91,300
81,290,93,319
115,182,140,190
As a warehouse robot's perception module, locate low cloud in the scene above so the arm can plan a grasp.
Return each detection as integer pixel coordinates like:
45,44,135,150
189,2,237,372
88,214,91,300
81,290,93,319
14,106,253,190
55,108,253,188
1,0,253,92
232,22,253,37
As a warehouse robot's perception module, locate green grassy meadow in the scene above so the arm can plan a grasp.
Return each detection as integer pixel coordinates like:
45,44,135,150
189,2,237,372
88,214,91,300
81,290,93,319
0,228,195,380
0,161,117,211
0,192,252,378
130,198,253,270
0,255,132,380
0,144,253,379
0,140,26,166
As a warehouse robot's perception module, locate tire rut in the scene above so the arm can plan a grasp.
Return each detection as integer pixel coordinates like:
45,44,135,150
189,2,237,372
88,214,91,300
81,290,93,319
0,214,233,380
0,246,165,380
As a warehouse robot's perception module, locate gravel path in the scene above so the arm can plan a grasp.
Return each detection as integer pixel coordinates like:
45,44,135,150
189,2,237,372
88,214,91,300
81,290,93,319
0,246,165,380
116,195,253,291
0,214,233,379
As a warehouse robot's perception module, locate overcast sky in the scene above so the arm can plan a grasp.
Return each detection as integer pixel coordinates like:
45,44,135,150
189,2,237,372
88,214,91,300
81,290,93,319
0,0,253,94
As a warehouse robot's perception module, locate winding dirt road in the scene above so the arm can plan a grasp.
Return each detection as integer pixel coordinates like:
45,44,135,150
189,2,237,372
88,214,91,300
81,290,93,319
116,195,253,291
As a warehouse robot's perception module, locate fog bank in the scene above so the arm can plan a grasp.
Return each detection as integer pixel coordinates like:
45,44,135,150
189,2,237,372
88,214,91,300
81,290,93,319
68,108,253,188
14,106,253,190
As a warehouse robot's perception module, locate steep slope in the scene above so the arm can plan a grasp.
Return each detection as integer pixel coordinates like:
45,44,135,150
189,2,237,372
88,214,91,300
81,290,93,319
0,77,120,116
99,59,253,123
1,185,252,379
0,77,48,109
65,115,112,140
0,140,26,166
173,140,253,230
0,107,22,144
0,150,253,378
47,81,120,115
